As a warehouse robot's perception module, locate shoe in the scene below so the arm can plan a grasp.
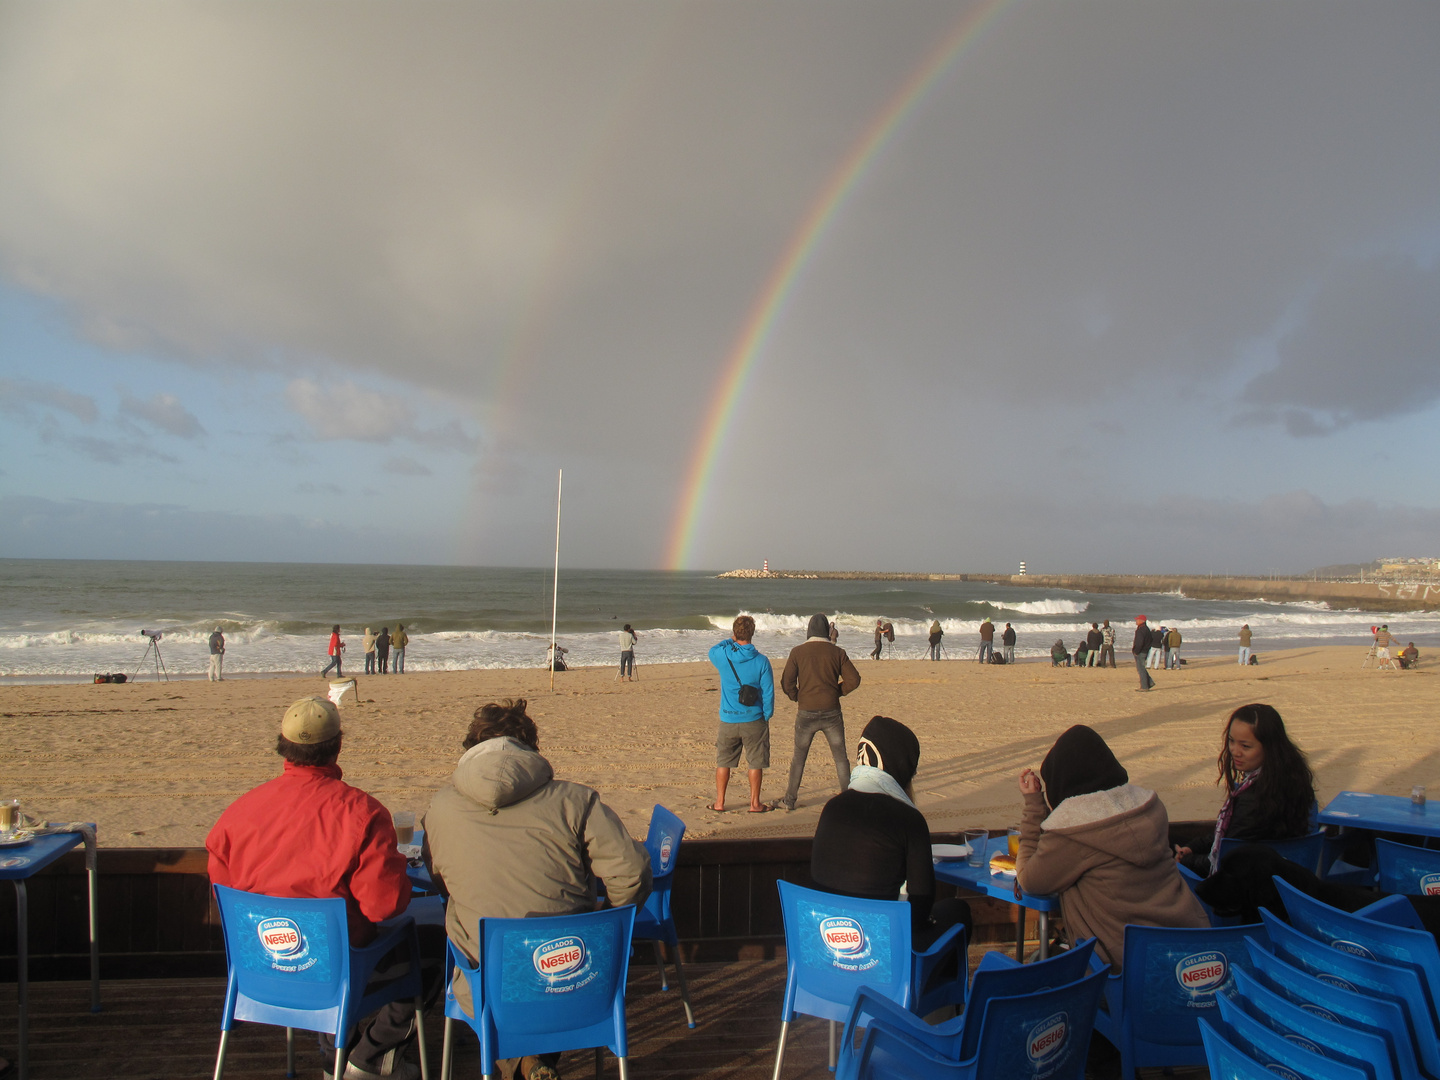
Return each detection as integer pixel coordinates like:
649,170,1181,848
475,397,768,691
324,1054,420,1079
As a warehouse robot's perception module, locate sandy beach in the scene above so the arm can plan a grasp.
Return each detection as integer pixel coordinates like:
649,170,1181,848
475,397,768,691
1,645,1432,848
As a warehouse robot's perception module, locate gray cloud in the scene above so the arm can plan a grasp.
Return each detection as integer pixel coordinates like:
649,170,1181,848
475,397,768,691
41,428,179,465
284,378,476,449
0,376,98,423
1241,255,1440,435
0,493,448,563
119,391,204,438
381,456,432,477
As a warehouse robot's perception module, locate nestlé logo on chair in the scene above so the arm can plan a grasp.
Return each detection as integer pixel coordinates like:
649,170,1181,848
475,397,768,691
659,836,673,872
1173,951,1226,1004
257,917,317,972
818,916,876,971
532,936,597,992
1420,873,1440,896
1026,1011,1069,1067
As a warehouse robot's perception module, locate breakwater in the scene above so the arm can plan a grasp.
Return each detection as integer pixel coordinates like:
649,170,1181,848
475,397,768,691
717,569,1440,613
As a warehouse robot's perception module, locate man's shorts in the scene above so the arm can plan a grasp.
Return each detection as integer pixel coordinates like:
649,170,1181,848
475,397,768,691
716,719,770,769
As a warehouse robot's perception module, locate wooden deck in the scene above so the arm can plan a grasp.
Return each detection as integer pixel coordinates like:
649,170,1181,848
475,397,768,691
0,957,1204,1079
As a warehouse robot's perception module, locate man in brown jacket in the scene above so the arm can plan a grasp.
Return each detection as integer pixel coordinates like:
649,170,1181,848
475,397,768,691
777,614,861,812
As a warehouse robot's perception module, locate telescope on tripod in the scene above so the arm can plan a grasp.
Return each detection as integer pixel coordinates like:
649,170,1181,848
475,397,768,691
132,629,170,682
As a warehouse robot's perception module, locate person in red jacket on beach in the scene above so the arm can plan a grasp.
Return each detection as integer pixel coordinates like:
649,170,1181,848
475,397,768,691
206,697,423,1079
322,624,345,678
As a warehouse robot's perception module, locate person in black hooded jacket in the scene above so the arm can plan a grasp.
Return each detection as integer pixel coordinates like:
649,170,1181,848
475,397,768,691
811,716,971,947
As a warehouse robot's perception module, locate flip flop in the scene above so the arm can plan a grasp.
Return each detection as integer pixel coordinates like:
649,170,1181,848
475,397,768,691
749,804,775,813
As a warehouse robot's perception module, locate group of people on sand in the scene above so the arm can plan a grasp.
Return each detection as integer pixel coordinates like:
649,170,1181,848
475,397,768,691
320,624,411,677
207,608,1317,1078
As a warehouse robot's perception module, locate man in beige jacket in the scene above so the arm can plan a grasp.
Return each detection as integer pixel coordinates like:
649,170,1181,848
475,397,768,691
423,698,651,1080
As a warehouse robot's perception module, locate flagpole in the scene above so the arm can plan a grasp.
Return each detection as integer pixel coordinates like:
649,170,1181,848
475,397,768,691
549,469,562,691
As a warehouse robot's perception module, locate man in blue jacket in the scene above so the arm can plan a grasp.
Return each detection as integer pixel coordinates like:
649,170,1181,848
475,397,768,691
707,614,775,812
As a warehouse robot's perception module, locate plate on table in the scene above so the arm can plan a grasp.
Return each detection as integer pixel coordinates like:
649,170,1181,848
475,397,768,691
931,843,971,861
0,828,36,847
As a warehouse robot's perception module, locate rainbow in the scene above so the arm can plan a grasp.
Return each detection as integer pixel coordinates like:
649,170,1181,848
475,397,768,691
664,0,1015,571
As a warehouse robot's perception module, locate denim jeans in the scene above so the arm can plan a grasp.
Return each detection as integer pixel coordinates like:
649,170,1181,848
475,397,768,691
1168,648,1180,669
781,708,849,809
1003,645,1014,664
321,653,342,677
978,641,994,663
365,651,376,674
1134,653,1154,689
393,647,405,674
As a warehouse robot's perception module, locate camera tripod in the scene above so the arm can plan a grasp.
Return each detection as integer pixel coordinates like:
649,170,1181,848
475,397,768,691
131,633,170,682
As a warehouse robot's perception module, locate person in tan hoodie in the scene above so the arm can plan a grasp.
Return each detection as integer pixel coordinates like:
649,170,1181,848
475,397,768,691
1015,725,1208,969
777,613,861,812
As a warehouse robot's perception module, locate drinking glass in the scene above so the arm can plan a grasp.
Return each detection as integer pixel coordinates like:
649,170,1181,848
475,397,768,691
0,799,19,833
393,811,415,846
1008,826,1021,858
964,829,987,867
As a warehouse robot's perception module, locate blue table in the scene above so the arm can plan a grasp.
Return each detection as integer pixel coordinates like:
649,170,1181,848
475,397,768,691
0,826,100,1080
1319,791,1440,839
933,841,1060,962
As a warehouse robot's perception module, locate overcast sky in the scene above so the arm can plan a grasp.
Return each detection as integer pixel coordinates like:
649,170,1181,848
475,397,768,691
1,0,1437,573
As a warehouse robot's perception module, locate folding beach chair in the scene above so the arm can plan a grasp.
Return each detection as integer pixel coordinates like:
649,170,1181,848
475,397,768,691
212,884,430,1080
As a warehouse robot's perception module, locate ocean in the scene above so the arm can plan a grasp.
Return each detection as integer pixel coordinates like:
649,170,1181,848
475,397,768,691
1,559,1433,681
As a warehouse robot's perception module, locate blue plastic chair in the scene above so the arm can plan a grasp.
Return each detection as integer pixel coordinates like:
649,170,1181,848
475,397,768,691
1244,938,1424,1080
1260,909,1440,1077
849,966,1108,1080
1219,829,1326,873
1273,876,1440,1035
440,905,635,1080
835,940,1097,1080
1376,838,1440,897
1089,922,1269,1080
1203,1008,1369,1080
212,884,430,1080
773,879,967,1077
629,804,695,1028
1227,965,1395,1080
1198,1018,1284,1080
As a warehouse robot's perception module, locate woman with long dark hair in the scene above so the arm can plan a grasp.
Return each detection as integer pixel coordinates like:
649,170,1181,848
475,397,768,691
1176,703,1316,876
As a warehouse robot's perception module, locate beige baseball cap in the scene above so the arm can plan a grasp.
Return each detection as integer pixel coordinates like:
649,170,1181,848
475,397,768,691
281,697,341,743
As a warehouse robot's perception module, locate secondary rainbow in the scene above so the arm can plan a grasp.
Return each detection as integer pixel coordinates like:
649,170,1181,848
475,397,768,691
664,0,1015,571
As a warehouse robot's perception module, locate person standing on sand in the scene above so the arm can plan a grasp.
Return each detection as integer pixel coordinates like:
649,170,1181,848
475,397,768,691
872,619,885,661
1167,626,1182,669
1132,615,1154,690
778,614,860,812
321,624,345,678
1002,622,1016,664
618,624,638,681
1373,624,1395,665
1147,626,1165,670
392,624,409,674
375,627,391,674
1238,624,1252,666
207,625,225,681
707,615,775,813
927,620,944,661
1085,623,1103,668
1099,619,1116,667
978,616,995,663
363,627,377,674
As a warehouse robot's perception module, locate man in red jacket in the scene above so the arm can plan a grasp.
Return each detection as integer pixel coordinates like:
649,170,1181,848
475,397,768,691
207,697,420,1080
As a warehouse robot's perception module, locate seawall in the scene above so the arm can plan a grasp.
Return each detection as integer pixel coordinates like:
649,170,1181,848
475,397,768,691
716,569,1440,613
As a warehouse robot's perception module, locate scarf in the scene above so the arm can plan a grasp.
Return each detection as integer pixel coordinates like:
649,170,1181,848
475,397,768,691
1207,768,1260,875
847,764,916,809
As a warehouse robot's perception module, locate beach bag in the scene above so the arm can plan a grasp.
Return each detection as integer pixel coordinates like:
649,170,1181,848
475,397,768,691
723,650,763,708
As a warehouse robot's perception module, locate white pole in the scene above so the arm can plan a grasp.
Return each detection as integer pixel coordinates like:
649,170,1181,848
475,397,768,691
550,469,563,691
